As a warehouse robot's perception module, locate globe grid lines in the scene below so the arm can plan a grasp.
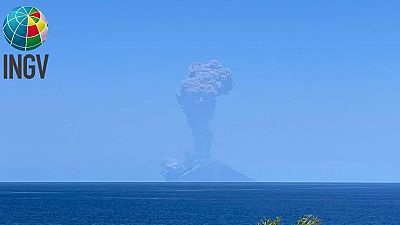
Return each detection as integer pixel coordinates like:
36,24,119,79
2,6,48,51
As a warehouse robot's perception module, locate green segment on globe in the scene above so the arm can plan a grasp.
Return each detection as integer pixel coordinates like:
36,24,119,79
3,6,48,51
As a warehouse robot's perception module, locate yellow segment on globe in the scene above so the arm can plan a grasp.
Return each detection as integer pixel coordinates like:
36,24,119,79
28,17,36,26
37,20,46,32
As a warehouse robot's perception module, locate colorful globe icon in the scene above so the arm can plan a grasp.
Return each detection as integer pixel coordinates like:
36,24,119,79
3,6,48,51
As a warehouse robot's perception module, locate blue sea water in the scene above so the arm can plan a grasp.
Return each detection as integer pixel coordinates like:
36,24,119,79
0,183,399,225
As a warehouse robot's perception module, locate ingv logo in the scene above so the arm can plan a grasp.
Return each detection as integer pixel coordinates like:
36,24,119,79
2,6,49,79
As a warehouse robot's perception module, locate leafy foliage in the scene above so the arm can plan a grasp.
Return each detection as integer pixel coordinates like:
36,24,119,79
296,215,321,225
257,215,321,225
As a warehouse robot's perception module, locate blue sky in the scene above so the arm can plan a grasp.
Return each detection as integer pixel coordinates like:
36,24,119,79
0,0,399,182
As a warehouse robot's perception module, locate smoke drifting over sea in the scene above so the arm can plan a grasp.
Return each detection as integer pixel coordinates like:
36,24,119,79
176,60,233,163
162,60,252,181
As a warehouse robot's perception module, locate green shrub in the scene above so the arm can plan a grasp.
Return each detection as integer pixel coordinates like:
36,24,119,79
257,215,321,225
296,215,321,225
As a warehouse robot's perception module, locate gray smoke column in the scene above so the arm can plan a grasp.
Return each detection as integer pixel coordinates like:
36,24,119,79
162,60,251,181
176,60,233,163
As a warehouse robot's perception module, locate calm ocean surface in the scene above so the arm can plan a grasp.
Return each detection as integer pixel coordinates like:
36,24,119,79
0,183,399,225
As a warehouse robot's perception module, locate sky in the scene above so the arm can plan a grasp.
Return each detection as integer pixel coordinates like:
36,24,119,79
0,0,399,182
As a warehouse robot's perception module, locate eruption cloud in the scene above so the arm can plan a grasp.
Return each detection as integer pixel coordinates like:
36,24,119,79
176,60,233,163
162,60,251,181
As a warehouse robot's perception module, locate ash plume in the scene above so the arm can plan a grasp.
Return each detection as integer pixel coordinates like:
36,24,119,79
162,60,251,181
176,60,233,164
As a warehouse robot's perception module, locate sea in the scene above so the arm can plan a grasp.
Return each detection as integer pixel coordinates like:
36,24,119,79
0,183,399,225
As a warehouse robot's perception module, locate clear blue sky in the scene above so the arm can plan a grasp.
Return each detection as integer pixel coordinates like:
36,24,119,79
1,0,399,182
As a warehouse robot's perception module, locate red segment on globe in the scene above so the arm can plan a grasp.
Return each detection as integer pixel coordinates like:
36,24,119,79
30,12,41,19
28,25,39,37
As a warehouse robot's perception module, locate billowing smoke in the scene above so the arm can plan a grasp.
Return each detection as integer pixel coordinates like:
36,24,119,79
161,60,237,181
177,60,233,164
